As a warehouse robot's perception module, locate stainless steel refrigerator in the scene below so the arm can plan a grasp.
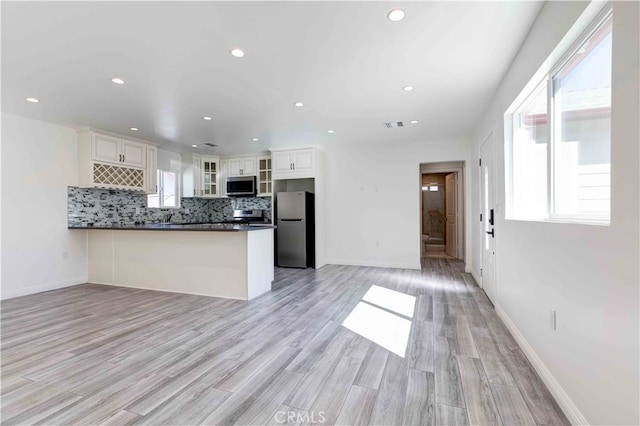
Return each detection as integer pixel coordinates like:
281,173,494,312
276,191,315,268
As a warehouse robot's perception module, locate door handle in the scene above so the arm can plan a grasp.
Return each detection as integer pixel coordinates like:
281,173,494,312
486,229,495,238
489,208,494,226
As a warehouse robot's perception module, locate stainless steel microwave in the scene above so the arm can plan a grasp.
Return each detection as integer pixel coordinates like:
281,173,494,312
226,176,256,197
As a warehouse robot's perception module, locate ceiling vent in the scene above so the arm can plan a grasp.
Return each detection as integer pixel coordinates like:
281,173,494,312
203,143,218,148
385,121,404,128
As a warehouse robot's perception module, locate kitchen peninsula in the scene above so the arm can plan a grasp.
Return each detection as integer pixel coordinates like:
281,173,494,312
71,224,275,300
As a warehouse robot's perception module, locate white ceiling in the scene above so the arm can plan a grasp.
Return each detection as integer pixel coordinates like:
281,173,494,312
1,1,543,155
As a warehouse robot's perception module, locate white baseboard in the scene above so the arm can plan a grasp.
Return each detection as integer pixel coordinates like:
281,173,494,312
466,265,482,286
326,258,421,270
495,306,589,426
89,281,248,301
0,277,87,300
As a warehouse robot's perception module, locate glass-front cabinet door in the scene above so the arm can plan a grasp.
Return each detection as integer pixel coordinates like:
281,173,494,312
258,156,272,196
201,156,219,197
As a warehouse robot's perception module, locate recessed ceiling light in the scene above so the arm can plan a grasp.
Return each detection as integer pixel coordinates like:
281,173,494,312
328,130,335,134
252,138,259,142
111,78,125,85
410,120,419,124
192,144,198,148
294,102,304,107
129,127,139,131
202,116,212,121
25,97,40,103
403,85,414,91
230,48,245,58
387,9,406,22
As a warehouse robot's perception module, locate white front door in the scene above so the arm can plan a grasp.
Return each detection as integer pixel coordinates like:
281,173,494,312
480,133,497,304
445,173,457,258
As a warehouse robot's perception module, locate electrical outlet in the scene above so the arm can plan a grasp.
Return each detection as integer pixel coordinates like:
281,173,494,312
184,208,190,214
62,250,69,260
135,207,141,215
375,240,380,247
550,310,557,331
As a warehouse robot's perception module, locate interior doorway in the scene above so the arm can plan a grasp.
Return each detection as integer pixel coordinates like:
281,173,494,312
419,162,465,260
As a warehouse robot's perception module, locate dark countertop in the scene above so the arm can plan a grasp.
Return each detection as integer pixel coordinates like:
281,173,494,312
68,223,276,232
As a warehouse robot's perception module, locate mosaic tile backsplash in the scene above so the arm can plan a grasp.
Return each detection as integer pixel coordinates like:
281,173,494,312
67,187,272,227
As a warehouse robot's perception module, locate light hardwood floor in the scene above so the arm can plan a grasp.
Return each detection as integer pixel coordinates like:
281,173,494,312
1,260,569,425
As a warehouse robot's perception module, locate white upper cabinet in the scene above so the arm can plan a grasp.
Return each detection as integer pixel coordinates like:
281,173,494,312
91,132,147,168
145,146,157,194
78,130,155,191
292,149,313,172
257,156,272,196
121,139,147,168
200,156,220,198
227,156,257,177
273,151,294,174
272,148,316,180
92,133,121,164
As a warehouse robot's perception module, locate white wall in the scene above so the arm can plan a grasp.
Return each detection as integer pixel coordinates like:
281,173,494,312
1,113,87,299
157,148,182,172
470,2,639,424
325,138,472,269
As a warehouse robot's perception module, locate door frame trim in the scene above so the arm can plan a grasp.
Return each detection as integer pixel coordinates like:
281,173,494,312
419,161,465,261
479,129,497,296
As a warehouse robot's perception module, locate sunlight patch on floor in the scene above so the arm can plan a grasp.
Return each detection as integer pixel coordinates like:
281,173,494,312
361,285,416,318
342,302,412,357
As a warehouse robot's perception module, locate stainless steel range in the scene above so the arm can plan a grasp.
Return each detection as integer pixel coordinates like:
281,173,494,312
218,209,267,226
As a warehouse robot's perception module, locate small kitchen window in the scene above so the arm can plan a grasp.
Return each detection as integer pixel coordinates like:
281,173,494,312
148,169,181,209
506,6,612,225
